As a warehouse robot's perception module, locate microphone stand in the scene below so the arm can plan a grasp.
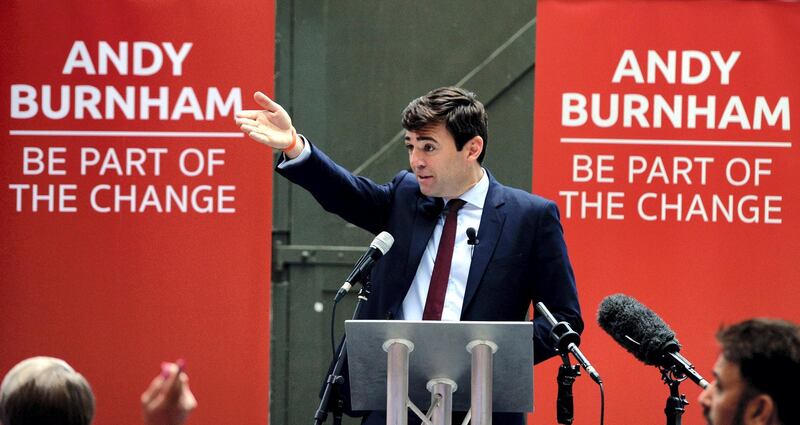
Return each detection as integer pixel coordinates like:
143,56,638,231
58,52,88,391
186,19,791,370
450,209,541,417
313,278,372,425
536,302,595,424
556,353,580,425
660,367,688,425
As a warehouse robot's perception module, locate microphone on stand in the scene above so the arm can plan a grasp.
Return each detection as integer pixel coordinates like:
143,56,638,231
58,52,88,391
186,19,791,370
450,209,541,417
537,302,601,425
536,302,602,384
333,232,394,302
597,293,709,389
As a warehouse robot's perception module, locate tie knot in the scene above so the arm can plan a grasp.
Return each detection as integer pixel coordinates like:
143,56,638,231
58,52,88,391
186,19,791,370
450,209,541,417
446,199,466,215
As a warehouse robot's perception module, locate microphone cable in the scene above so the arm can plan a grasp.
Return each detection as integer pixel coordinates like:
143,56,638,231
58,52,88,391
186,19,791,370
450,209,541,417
330,296,339,357
554,365,605,425
599,381,605,425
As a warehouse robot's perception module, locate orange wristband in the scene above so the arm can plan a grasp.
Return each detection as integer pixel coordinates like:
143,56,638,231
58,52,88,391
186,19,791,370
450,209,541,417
282,127,298,153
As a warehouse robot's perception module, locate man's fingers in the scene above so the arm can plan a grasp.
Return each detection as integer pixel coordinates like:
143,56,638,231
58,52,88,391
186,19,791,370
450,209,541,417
237,111,283,129
241,124,282,140
247,131,273,146
253,91,280,112
240,124,258,134
237,92,292,148
235,117,259,127
235,110,260,120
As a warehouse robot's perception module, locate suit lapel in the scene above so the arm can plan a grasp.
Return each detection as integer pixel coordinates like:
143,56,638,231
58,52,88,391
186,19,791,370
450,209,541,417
462,177,506,316
398,195,441,305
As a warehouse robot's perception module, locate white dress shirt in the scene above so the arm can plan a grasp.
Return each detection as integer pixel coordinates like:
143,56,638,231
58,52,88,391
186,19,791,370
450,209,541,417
401,170,489,321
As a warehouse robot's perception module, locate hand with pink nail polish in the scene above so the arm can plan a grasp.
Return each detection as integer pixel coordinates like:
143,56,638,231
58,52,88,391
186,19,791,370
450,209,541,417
141,360,197,425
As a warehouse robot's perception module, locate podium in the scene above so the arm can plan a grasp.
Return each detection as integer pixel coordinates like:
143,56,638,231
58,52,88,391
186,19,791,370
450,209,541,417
345,320,534,425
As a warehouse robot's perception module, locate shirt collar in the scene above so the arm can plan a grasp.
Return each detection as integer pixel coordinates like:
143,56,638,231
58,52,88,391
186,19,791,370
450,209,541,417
444,168,488,209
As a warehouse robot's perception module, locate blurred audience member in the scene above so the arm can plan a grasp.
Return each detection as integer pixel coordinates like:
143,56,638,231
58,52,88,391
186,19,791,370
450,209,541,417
0,357,196,425
0,356,94,425
698,318,800,425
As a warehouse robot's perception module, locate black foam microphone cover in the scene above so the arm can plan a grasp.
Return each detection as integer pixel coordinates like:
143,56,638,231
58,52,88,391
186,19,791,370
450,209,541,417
597,293,709,389
597,293,679,365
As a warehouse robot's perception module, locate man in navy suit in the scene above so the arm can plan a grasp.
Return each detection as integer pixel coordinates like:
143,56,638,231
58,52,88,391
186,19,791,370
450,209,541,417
236,87,582,424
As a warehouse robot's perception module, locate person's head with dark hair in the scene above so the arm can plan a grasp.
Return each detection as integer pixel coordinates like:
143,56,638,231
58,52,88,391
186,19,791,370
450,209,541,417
0,357,95,425
698,318,800,425
402,87,488,163
401,87,488,198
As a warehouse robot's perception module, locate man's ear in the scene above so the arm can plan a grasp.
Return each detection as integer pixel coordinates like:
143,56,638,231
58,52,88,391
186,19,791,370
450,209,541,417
466,136,484,161
744,394,777,425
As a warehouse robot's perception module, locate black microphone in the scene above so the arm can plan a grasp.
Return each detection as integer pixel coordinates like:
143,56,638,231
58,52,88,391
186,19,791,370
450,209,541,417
333,231,394,302
466,227,479,245
597,294,709,389
536,302,602,384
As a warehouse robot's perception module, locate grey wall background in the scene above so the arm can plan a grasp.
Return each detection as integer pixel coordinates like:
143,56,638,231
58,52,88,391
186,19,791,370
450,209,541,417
270,1,537,423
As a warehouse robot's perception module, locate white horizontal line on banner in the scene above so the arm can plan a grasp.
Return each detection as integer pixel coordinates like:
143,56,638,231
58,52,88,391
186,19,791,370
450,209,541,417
560,137,792,148
9,130,245,138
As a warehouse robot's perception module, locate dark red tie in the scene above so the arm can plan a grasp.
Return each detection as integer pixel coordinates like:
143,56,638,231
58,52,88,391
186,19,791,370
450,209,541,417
422,199,466,320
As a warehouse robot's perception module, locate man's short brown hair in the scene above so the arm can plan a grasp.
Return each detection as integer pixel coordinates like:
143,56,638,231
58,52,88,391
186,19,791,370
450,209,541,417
402,87,489,163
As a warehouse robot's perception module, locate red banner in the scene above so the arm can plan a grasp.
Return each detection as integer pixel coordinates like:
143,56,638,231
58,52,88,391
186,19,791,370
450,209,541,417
0,2,274,425
533,1,799,424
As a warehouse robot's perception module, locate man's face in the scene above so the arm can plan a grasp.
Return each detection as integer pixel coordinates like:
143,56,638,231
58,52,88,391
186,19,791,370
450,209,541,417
698,355,755,425
404,123,480,198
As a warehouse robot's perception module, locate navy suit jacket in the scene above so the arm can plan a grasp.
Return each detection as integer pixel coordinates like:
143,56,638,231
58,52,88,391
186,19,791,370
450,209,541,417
278,142,582,425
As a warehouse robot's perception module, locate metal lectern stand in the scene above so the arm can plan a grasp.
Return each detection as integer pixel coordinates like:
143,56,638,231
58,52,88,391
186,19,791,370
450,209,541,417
345,320,534,425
